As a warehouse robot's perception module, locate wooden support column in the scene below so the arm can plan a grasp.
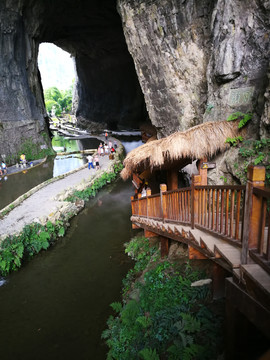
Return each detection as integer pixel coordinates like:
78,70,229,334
131,196,140,229
137,193,142,216
160,236,169,258
130,196,134,215
198,157,208,185
241,165,265,264
167,169,178,190
191,174,201,228
212,262,228,299
160,183,167,222
146,188,151,218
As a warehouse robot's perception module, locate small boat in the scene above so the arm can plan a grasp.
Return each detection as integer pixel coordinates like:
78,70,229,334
2,158,47,177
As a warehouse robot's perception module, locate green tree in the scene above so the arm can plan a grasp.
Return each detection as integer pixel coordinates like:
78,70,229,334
44,84,73,116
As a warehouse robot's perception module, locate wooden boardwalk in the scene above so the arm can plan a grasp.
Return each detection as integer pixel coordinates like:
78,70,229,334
130,165,270,345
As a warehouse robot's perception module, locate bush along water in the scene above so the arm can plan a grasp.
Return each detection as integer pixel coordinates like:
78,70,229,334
66,162,124,202
0,221,65,276
102,236,224,360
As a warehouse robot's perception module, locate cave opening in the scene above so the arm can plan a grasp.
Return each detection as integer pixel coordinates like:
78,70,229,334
38,43,75,118
35,0,149,132
0,0,150,160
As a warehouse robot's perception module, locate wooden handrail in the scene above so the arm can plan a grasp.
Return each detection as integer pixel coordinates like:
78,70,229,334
131,165,269,270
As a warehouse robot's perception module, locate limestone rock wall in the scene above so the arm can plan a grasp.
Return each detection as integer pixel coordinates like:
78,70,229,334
118,0,270,139
118,0,215,137
0,1,49,160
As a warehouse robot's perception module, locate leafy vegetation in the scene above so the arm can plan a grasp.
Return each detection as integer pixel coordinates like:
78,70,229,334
236,138,270,185
102,236,224,359
0,221,65,276
66,162,124,202
225,111,253,147
225,135,243,147
226,111,252,129
44,84,73,116
4,136,55,165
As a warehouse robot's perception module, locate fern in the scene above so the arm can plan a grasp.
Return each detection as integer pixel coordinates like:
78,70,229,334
225,136,243,146
139,348,160,360
110,302,123,314
182,343,203,360
136,315,152,328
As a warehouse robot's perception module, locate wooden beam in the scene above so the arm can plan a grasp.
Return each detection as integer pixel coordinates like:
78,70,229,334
212,262,229,299
160,236,169,258
144,229,157,238
188,246,208,260
225,277,270,340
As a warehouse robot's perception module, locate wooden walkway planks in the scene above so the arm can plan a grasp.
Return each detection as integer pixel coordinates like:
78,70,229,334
242,264,270,293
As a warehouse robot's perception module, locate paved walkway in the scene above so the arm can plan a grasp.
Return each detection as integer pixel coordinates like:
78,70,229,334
0,146,122,241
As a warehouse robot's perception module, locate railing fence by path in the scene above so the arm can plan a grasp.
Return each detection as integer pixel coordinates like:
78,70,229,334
131,165,269,271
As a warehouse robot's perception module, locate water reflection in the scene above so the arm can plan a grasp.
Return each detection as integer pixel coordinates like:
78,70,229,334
0,180,135,360
53,154,86,177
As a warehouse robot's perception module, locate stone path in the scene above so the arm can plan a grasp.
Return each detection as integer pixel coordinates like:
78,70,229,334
0,146,122,242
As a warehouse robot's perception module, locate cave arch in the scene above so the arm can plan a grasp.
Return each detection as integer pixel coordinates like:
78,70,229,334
0,0,147,160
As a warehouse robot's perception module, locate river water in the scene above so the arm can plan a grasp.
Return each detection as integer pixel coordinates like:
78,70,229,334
0,173,135,359
0,136,142,359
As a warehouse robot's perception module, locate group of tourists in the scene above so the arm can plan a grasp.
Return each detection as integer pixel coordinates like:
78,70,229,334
97,140,117,157
86,154,100,170
86,134,118,171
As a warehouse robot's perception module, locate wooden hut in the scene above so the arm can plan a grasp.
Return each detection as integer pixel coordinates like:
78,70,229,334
121,120,241,193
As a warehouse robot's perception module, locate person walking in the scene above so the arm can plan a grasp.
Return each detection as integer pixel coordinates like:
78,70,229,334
97,143,102,156
94,155,100,170
1,161,7,174
105,131,108,141
87,154,94,169
104,143,109,155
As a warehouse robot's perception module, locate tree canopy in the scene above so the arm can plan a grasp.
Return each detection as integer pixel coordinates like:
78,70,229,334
44,83,73,116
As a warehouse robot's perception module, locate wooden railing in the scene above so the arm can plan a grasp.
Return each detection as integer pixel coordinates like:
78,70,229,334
131,165,269,270
163,188,192,224
247,186,270,272
195,185,245,245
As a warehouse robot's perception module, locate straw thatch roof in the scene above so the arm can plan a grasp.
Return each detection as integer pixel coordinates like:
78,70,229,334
121,120,241,180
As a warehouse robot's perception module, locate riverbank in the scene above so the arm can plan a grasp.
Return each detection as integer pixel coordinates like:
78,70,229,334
0,140,124,243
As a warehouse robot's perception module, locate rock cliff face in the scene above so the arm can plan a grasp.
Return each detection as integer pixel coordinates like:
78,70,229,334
117,0,270,139
0,0,269,178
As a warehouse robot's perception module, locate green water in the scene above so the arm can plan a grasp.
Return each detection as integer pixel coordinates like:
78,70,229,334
0,180,134,359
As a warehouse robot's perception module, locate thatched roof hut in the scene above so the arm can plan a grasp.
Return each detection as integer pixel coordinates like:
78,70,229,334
121,120,241,180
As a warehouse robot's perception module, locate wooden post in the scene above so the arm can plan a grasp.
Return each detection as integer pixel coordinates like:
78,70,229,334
160,236,169,258
212,262,228,299
167,169,178,190
198,157,208,185
130,196,134,216
160,183,167,222
146,188,151,218
137,193,142,216
191,175,201,229
241,165,265,264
